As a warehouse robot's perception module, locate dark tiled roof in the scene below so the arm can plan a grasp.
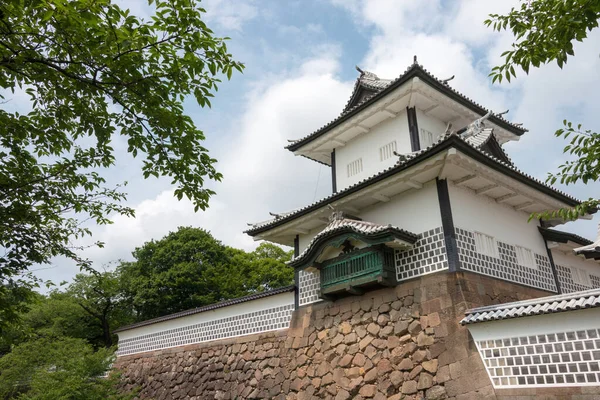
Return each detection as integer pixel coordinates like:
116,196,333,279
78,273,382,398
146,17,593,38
114,285,295,333
246,133,581,236
286,63,527,152
289,217,418,268
538,226,593,247
461,288,600,325
574,238,600,260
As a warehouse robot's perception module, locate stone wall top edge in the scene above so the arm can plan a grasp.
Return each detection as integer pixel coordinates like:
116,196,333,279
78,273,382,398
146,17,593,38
115,329,289,362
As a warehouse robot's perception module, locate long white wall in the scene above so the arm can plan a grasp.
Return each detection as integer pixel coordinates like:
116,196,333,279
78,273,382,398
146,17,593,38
335,110,411,191
118,292,293,340
449,183,547,254
468,308,600,389
116,292,294,356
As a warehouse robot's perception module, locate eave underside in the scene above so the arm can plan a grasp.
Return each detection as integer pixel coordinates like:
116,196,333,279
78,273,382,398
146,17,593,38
252,148,580,247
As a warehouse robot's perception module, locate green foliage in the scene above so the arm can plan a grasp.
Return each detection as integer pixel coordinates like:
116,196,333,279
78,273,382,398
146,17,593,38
485,0,600,83
118,227,293,321
530,121,600,221
0,337,132,400
0,282,36,335
488,0,600,223
66,272,133,348
0,0,243,320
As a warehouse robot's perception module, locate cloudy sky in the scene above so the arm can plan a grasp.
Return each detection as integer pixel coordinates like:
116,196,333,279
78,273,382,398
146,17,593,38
28,0,600,284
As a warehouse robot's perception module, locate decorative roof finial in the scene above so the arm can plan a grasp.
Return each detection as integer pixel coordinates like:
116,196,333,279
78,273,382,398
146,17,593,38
393,151,412,163
463,111,492,139
442,75,455,84
269,212,282,219
444,122,454,135
328,205,345,222
497,109,509,117
413,55,418,64
355,65,364,75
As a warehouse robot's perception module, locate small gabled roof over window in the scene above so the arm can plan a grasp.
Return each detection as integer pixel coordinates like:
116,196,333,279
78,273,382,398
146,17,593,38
343,68,392,112
288,212,418,270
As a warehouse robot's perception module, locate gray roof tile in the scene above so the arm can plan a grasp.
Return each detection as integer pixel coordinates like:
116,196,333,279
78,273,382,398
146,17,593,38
461,288,600,325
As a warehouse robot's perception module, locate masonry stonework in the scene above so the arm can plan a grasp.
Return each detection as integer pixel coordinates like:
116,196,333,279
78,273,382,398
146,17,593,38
115,272,600,399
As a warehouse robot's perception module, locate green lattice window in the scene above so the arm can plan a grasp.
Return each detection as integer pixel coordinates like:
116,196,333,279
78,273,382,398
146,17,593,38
319,245,396,297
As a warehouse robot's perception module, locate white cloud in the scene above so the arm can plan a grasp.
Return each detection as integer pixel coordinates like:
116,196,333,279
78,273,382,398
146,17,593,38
34,0,600,284
53,54,353,275
202,0,258,31
332,0,600,241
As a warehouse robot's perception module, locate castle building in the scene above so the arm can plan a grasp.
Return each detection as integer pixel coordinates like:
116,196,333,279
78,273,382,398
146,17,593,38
115,61,600,399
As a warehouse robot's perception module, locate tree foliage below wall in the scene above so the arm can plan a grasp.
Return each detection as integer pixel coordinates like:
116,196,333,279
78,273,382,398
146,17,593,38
486,0,600,221
0,227,293,398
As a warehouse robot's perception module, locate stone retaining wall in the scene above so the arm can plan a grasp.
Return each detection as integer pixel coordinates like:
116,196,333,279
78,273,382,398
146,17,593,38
116,272,600,399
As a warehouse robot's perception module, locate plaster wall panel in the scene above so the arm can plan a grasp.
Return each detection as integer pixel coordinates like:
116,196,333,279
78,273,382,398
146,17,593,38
360,180,442,233
449,182,547,255
335,110,410,190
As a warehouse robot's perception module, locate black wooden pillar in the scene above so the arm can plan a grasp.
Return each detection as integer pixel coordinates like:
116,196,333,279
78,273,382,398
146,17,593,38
436,178,460,272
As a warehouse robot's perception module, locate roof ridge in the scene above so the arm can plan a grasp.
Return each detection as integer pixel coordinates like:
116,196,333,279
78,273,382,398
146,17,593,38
286,62,526,153
461,288,600,325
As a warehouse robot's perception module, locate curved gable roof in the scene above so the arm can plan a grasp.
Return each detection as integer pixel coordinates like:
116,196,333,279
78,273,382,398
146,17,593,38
286,63,527,153
288,217,418,269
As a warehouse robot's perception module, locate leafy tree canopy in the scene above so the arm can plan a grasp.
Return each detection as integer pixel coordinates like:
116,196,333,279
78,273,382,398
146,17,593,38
487,0,600,220
486,0,600,83
0,0,243,318
118,227,293,321
0,337,131,400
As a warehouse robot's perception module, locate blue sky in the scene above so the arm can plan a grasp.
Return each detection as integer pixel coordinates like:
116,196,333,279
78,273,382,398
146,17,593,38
28,0,600,284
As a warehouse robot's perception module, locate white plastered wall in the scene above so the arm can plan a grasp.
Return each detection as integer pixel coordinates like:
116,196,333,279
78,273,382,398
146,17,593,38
552,250,600,279
297,180,442,256
416,109,447,145
449,183,547,254
468,308,600,341
117,292,294,341
335,110,411,191
468,308,600,388
359,180,442,233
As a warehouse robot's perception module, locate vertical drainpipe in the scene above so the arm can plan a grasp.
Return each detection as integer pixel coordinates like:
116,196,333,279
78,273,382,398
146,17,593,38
294,235,300,309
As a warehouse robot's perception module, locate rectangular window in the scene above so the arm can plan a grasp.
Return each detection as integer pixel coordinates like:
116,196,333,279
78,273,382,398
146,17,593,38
474,232,498,258
515,246,537,269
347,158,363,177
419,128,438,148
379,141,397,161
570,267,591,287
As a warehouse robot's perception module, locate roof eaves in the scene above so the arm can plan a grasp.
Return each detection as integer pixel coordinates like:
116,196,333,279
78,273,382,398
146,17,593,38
461,287,600,325
289,222,419,268
538,227,593,247
114,285,295,333
247,134,581,236
286,64,526,153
